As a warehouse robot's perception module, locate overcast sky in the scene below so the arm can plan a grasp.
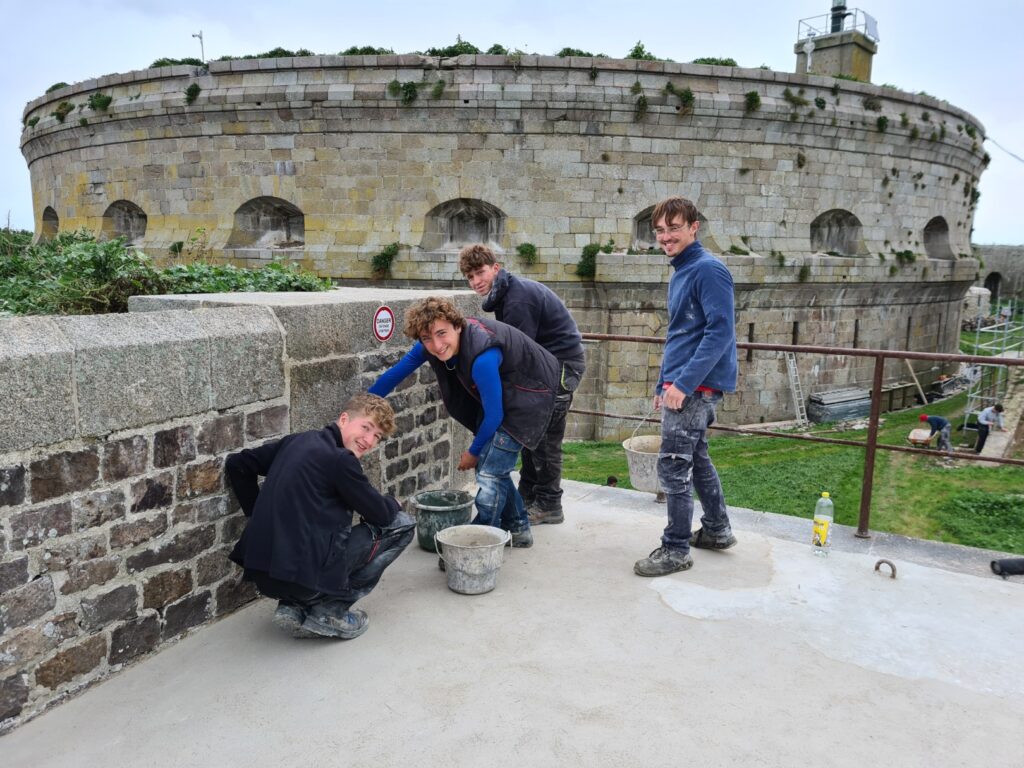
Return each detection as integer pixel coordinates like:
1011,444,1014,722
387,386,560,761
2,0,1022,244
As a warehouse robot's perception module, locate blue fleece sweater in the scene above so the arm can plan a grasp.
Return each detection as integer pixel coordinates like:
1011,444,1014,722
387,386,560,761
658,241,737,396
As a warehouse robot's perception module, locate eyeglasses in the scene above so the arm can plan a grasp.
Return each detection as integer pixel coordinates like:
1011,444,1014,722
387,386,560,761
652,224,693,236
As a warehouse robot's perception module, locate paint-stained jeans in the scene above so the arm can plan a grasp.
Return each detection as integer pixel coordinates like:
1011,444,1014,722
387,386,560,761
657,391,732,552
474,428,529,533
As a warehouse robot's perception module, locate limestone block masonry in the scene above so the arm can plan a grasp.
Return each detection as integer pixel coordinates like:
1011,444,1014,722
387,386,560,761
19,54,988,432
0,289,473,732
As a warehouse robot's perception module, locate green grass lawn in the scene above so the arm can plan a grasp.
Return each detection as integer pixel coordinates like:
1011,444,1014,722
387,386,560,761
563,391,1024,554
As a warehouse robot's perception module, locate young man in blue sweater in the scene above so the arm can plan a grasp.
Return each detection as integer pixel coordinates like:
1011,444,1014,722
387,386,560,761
634,196,739,577
370,297,560,548
459,244,586,525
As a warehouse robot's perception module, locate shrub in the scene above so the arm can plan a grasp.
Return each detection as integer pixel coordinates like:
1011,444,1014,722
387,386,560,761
744,91,761,113
692,57,737,66
796,152,807,169
339,46,394,55
27,116,40,128
797,265,811,282
876,115,889,132
185,83,201,105
814,96,826,110
633,94,648,121
625,41,658,60
556,47,594,57
46,82,69,93
88,93,113,111
727,245,749,255
782,87,809,107
52,101,74,123
431,79,445,99
516,243,538,265
150,57,204,68
576,243,599,278
371,242,401,277
486,44,509,55
425,37,481,57
861,95,882,112
0,231,328,316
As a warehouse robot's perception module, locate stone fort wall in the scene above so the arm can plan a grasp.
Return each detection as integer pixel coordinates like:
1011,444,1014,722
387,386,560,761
0,290,476,732
19,54,986,431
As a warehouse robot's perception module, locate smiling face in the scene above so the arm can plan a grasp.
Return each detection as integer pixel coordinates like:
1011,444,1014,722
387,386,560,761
420,318,462,362
653,213,700,259
336,412,385,458
464,263,502,296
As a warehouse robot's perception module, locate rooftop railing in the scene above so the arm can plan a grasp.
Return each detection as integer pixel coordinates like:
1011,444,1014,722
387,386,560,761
576,333,1022,538
798,7,880,42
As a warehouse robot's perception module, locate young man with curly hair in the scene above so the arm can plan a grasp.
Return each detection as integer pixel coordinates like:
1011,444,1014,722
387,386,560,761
226,393,415,639
370,297,560,548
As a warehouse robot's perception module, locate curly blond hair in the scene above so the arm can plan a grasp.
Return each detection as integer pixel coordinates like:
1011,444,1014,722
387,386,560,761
342,393,396,436
402,297,465,341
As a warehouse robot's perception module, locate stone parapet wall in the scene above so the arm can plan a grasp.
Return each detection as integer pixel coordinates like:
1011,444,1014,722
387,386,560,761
22,55,986,282
0,289,473,732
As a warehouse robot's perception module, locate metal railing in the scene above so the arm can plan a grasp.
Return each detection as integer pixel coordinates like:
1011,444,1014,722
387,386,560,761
577,333,1022,538
798,7,879,42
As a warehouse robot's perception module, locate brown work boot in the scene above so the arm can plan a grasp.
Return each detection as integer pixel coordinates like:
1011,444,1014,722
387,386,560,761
527,505,564,525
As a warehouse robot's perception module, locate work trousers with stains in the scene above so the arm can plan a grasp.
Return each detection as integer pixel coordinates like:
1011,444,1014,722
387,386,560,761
473,428,530,533
247,512,415,611
657,391,732,552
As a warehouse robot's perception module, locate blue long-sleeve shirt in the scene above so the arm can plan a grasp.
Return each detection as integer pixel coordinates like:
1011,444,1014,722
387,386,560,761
369,342,505,455
658,240,737,395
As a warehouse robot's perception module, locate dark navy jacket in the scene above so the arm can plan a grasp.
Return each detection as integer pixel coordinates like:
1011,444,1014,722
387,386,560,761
428,317,559,451
482,269,585,365
226,423,400,594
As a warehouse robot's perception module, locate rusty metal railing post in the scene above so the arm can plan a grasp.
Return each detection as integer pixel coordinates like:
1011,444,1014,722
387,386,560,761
856,354,887,538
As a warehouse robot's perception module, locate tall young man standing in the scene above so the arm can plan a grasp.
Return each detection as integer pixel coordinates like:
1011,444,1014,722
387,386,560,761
459,244,586,525
634,197,739,577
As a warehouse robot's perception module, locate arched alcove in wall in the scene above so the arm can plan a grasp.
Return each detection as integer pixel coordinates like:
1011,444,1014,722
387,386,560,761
420,198,506,251
226,196,305,249
809,209,865,256
632,206,720,253
923,216,955,260
101,200,148,244
41,206,59,240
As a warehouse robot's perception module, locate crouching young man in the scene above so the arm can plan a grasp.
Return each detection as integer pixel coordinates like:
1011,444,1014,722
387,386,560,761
370,297,559,548
226,393,415,639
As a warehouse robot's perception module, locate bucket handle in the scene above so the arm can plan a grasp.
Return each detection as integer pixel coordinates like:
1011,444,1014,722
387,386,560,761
630,402,661,442
434,528,513,568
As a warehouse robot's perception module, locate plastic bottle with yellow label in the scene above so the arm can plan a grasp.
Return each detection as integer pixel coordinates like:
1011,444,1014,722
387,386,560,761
812,492,834,557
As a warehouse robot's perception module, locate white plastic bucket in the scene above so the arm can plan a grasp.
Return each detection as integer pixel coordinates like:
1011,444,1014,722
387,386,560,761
622,434,662,494
434,524,511,595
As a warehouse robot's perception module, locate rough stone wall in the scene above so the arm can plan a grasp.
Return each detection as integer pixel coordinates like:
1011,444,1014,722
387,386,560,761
974,244,1024,303
21,55,985,280
0,289,473,732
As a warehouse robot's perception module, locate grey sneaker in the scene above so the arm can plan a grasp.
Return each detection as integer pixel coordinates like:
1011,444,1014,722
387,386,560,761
528,506,564,525
508,528,534,548
302,607,369,640
690,527,737,550
634,546,693,577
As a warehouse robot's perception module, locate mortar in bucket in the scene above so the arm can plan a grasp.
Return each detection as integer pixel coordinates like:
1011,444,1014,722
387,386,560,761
622,411,663,494
412,489,475,551
435,524,511,595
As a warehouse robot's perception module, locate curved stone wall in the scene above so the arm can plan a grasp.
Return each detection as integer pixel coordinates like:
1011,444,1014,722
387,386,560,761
22,54,986,278
20,55,987,431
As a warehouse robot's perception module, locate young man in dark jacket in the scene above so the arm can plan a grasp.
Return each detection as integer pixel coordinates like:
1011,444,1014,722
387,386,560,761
370,297,559,548
226,393,414,639
459,244,586,525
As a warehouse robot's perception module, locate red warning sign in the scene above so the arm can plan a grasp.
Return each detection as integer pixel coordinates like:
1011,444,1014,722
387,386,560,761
372,305,395,342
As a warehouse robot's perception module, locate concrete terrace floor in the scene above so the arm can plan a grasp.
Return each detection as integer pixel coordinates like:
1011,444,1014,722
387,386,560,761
2,481,1021,768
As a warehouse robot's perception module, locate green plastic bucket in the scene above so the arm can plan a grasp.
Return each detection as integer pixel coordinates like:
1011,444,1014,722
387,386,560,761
412,489,474,552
